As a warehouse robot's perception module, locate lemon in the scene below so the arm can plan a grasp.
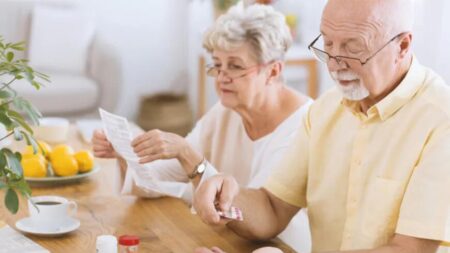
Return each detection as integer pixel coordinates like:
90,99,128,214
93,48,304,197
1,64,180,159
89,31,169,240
37,141,52,159
21,155,47,178
22,141,52,159
22,145,41,156
50,144,74,162
22,151,47,166
51,155,79,177
74,150,94,173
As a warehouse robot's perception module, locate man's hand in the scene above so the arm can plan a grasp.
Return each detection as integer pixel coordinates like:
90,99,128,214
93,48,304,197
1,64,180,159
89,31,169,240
193,174,240,225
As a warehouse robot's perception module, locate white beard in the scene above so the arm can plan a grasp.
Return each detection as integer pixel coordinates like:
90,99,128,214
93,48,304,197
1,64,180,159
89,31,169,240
331,71,369,101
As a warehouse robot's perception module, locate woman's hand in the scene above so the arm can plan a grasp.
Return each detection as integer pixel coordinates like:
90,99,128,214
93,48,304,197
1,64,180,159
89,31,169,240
194,247,282,253
131,129,190,164
194,247,226,253
252,247,283,253
92,129,117,158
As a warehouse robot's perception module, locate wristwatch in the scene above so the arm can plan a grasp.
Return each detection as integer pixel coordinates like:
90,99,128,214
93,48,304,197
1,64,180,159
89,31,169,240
188,158,207,179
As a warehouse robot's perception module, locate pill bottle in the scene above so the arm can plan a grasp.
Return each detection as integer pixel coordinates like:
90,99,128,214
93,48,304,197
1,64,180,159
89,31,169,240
118,235,140,253
96,235,117,253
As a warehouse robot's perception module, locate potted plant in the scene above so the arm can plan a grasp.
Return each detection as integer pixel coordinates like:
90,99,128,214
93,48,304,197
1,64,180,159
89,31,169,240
214,0,239,18
0,36,49,214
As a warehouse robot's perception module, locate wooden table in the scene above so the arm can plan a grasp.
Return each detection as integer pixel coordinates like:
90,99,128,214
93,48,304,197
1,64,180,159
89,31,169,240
0,127,295,252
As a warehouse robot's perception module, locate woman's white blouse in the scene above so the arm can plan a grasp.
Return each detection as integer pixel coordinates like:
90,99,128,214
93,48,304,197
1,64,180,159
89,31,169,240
121,100,312,203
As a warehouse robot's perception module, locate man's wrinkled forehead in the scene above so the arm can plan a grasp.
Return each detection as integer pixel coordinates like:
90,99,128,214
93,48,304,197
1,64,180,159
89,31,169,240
321,0,415,35
322,0,384,29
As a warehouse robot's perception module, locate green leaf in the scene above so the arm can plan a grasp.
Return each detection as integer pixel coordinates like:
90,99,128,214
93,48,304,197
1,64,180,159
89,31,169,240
3,148,23,176
6,52,14,62
21,131,39,154
12,97,24,110
9,110,33,134
35,72,50,82
0,90,13,99
13,128,23,141
5,188,19,214
13,97,42,126
10,46,25,51
15,152,22,162
31,81,40,90
21,99,42,125
0,150,6,169
0,111,14,130
10,42,25,51
24,68,34,83
15,178,31,197
0,181,6,189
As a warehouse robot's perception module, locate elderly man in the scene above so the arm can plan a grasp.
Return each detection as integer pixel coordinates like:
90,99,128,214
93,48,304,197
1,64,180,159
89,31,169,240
194,0,450,252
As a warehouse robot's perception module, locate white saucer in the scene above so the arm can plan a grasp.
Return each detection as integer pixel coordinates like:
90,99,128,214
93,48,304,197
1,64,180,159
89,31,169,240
15,217,80,237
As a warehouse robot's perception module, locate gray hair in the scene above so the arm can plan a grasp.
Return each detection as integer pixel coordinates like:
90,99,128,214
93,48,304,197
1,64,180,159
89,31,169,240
203,4,293,64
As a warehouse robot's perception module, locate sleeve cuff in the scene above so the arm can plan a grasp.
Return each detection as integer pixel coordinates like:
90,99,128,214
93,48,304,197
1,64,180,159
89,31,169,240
396,219,449,243
197,160,218,187
120,160,189,199
264,179,305,208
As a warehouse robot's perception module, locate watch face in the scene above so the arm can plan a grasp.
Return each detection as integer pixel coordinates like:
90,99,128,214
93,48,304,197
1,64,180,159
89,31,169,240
197,163,206,173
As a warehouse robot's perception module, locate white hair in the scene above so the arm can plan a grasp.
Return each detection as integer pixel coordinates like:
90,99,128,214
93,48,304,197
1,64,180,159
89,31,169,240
203,4,293,63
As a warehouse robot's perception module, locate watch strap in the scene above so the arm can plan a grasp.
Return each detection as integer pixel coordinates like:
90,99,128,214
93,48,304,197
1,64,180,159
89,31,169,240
188,158,206,179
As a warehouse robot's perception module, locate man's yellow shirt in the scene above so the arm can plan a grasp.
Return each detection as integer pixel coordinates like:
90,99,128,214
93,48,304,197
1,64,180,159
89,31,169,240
265,57,450,252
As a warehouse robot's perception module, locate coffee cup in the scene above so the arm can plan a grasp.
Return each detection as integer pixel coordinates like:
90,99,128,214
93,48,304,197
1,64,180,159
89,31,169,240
28,195,77,228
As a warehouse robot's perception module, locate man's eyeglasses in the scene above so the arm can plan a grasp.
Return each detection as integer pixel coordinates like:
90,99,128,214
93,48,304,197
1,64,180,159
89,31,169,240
308,33,405,66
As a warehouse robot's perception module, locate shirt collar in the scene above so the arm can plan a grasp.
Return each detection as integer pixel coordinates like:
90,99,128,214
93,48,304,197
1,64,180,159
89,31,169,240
341,56,426,121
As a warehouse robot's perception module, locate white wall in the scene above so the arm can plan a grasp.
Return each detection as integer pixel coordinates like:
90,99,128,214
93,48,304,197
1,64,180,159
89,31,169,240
413,0,450,83
80,0,189,119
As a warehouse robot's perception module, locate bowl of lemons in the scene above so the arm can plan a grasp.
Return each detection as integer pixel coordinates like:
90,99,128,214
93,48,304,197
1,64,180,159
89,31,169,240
21,140,99,186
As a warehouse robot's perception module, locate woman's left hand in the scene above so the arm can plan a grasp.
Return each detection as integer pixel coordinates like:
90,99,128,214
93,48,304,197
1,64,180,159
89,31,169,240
131,129,188,164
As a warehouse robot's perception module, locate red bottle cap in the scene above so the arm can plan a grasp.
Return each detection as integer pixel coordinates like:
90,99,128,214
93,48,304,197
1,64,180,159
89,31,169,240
119,235,140,246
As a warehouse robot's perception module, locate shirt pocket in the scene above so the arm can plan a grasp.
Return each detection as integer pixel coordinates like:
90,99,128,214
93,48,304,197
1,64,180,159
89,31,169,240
361,177,405,246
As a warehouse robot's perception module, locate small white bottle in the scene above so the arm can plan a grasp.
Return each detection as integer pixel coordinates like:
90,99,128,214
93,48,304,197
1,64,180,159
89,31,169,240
96,235,117,253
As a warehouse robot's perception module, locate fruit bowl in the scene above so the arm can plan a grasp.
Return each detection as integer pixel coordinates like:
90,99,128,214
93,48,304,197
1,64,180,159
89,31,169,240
20,141,99,186
25,165,100,187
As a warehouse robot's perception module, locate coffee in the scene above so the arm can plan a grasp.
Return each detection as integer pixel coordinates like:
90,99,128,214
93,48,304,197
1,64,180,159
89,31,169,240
35,201,61,206
28,196,78,227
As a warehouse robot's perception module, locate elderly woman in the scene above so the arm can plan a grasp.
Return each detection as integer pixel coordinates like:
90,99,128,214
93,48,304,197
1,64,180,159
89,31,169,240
92,4,311,252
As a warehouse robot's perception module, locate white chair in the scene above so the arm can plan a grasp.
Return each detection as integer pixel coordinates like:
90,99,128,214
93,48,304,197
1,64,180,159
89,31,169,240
0,0,122,117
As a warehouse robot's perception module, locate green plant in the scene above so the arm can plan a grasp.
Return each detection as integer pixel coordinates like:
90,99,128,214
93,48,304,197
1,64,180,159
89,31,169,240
215,0,239,11
0,36,49,214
